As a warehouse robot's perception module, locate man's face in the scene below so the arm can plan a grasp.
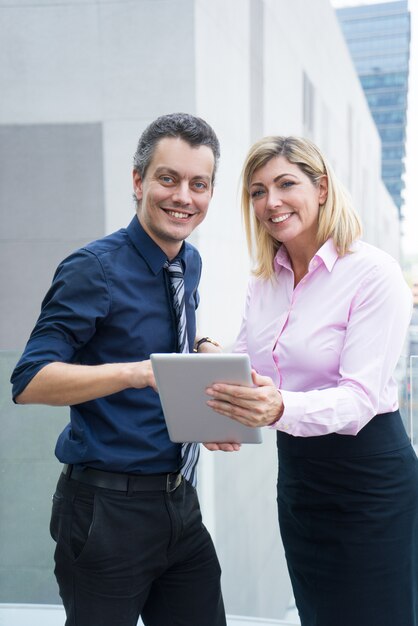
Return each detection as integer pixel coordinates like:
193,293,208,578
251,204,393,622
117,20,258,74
133,137,215,258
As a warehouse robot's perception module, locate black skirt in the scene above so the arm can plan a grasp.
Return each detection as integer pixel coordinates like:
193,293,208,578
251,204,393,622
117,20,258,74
277,411,418,626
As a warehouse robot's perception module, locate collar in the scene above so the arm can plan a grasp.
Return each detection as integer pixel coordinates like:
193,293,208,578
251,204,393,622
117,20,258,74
274,238,339,274
313,239,339,272
126,215,186,275
274,245,292,272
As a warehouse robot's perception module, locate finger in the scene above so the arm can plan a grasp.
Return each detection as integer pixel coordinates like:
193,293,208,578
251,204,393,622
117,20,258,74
207,384,262,403
217,442,241,451
251,369,275,387
207,387,276,416
209,383,254,396
203,443,220,451
207,391,257,411
203,442,241,452
207,399,261,426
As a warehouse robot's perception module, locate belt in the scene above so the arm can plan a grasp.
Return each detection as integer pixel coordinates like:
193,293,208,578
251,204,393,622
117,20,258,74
62,464,183,493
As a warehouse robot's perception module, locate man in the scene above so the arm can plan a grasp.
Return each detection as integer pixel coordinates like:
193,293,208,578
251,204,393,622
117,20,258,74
11,113,227,626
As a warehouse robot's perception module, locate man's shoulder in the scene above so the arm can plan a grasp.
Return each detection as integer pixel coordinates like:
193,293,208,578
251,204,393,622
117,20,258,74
184,240,202,276
54,228,132,280
184,240,201,260
82,228,129,259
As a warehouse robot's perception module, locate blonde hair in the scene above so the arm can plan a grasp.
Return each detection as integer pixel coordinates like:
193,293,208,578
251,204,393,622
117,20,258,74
241,136,362,279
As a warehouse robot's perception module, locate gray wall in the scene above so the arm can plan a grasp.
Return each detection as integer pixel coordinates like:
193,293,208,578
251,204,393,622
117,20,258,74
0,123,105,351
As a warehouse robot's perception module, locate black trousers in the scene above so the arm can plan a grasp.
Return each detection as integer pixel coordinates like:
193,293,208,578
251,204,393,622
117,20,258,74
277,410,418,626
50,472,226,626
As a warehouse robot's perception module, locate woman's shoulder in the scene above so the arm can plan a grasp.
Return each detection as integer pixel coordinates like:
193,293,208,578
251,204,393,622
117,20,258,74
345,240,400,273
340,240,408,300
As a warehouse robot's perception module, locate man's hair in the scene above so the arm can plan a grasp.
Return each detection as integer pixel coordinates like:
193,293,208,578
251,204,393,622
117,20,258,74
133,112,220,183
241,135,363,279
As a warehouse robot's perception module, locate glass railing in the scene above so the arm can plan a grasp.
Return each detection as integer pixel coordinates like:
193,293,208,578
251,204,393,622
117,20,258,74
0,352,68,608
410,355,418,447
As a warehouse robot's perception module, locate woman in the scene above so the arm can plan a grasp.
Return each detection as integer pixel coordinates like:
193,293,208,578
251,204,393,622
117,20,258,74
206,136,418,625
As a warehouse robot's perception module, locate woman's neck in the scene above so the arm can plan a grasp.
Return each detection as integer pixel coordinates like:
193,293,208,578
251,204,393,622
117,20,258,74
285,241,319,288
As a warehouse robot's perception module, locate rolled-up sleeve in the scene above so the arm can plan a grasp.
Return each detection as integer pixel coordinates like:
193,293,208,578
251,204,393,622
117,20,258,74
11,250,110,400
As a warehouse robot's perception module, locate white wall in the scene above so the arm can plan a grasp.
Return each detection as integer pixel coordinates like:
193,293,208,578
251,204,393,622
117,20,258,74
193,0,253,346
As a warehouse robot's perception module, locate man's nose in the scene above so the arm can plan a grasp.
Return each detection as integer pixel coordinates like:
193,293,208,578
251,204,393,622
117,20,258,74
172,182,192,205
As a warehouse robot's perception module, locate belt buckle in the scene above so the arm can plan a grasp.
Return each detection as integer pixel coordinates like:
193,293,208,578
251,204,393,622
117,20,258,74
166,472,181,493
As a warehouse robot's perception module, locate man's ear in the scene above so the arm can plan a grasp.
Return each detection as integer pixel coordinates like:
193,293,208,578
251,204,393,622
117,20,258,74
318,175,328,204
133,170,143,202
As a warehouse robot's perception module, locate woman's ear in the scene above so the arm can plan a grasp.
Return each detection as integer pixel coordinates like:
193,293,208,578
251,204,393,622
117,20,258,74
318,175,328,204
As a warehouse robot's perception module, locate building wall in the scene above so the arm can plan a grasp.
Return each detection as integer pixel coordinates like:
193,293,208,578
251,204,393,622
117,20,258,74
0,0,402,620
337,1,410,214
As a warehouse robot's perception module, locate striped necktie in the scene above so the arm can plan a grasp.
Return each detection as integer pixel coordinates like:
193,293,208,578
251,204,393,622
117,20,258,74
165,259,200,487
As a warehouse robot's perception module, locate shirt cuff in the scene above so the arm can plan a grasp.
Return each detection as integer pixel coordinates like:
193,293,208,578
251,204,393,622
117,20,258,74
269,389,306,434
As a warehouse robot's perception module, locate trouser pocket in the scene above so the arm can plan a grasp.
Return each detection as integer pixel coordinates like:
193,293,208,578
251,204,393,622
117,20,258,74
50,474,97,563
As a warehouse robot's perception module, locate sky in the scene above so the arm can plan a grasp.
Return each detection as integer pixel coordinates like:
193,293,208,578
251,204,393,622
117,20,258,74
331,0,418,258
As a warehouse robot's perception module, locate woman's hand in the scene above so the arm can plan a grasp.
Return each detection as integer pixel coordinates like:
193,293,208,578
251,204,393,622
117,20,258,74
203,442,241,452
206,369,284,427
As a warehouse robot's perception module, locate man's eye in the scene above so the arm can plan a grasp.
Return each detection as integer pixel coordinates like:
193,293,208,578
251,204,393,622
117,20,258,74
193,181,207,191
160,176,174,184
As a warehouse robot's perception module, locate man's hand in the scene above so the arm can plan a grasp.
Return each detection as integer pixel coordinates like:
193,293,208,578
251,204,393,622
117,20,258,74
206,369,284,427
126,359,157,391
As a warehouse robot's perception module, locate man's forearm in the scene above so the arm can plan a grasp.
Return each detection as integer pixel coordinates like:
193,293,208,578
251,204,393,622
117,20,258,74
15,360,156,406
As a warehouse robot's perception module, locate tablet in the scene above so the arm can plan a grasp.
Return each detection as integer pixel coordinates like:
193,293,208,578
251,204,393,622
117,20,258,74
150,353,262,444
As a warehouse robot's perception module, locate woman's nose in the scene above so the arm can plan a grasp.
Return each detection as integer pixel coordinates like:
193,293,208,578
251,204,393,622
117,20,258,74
266,189,283,210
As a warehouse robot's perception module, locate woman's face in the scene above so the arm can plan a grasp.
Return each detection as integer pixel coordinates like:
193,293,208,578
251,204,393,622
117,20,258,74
249,156,328,251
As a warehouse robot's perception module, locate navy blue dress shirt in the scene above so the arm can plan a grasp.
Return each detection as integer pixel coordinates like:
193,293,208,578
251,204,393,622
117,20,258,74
11,216,201,474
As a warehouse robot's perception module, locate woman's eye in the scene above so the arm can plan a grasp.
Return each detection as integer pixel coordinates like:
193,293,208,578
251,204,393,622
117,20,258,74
251,189,265,198
281,180,294,189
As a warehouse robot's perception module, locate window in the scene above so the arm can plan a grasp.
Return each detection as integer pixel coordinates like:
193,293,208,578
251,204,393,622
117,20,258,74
339,13,409,38
379,126,404,143
367,91,406,107
355,53,409,73
348,34,409,55
372,109,405,125
360,72,408,90
303,72,315,137
383,146,403,160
